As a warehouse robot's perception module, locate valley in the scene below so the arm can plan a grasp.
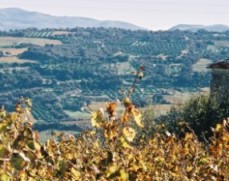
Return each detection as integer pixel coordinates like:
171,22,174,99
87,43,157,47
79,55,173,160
0,28,229,134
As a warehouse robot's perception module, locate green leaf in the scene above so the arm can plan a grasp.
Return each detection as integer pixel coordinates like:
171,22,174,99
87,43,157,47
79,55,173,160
0,145,11,158
10,152,30,170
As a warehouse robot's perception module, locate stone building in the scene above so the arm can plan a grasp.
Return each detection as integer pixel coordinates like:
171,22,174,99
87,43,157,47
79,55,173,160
208,59,229,104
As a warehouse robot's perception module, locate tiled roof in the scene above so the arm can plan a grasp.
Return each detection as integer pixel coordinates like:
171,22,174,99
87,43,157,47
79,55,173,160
208,59,229,69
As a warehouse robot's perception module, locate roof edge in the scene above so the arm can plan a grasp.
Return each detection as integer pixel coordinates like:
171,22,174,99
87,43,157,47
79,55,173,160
207,59,229,69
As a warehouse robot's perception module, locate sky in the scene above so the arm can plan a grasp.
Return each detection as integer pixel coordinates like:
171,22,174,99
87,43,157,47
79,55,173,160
1,0,229,30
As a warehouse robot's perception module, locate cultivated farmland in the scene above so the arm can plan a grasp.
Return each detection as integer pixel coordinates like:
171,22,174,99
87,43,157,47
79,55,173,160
0,37,62,47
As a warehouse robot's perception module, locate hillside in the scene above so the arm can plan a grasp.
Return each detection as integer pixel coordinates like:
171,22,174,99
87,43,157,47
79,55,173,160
170,24,229,32
0,28,229,127
0,8,144,31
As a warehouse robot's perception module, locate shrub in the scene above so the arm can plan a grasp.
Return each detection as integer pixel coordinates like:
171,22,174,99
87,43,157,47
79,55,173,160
158,94,229,140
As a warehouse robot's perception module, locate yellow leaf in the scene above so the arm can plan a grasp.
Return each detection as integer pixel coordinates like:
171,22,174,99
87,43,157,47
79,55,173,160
154,157,165,164
199,157,209,164
215,124,222,132
132,108,144,128
170,171,179,178
10,112,18,122
37,166,48,177
184,133,194,141
186,165,193,172
91,110,103,128
33,140,41,150
19,171,27,181
70,167,81,180
89,130,96,135
119,169,129,180
0,173,11,181
106,163,118,177
65,152,74,160
129,163,140,172
0,120,8,132
120,137,133,149
103,122,119,141
122,127,136,142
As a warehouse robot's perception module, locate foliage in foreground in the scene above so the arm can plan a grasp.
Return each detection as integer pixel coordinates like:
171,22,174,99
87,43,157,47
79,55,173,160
0,96,228,181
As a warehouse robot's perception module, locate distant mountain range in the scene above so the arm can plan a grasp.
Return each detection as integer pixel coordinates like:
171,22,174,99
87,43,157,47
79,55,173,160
0,8,144,31
170,24,229,32
1,8,229,32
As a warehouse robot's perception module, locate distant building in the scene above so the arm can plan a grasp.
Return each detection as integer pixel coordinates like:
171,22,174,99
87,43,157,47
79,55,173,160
208,59,229,104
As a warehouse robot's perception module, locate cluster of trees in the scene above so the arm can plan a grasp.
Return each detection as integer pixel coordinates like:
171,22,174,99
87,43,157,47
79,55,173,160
155,95,229,140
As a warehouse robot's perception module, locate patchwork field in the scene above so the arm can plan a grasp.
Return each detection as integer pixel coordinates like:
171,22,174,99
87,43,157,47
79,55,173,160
214,40,229,48
164,88,210,105
0,56,37,63
0,37,62,47
64,110,90,120
0,47,28,56
192,58,212,72
143,104,174,116
52,31,71,36
38,129,80,143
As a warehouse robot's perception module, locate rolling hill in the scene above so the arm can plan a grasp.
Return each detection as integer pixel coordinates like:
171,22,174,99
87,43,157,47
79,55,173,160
0,8,144,31
170,24,229,32
0,27,229,131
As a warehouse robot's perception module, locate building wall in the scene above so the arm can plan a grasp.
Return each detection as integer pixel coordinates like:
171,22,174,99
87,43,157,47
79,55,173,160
210,69,229,103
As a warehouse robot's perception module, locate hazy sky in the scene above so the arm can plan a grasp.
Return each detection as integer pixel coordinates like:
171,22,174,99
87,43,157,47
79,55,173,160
1,0,229,30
